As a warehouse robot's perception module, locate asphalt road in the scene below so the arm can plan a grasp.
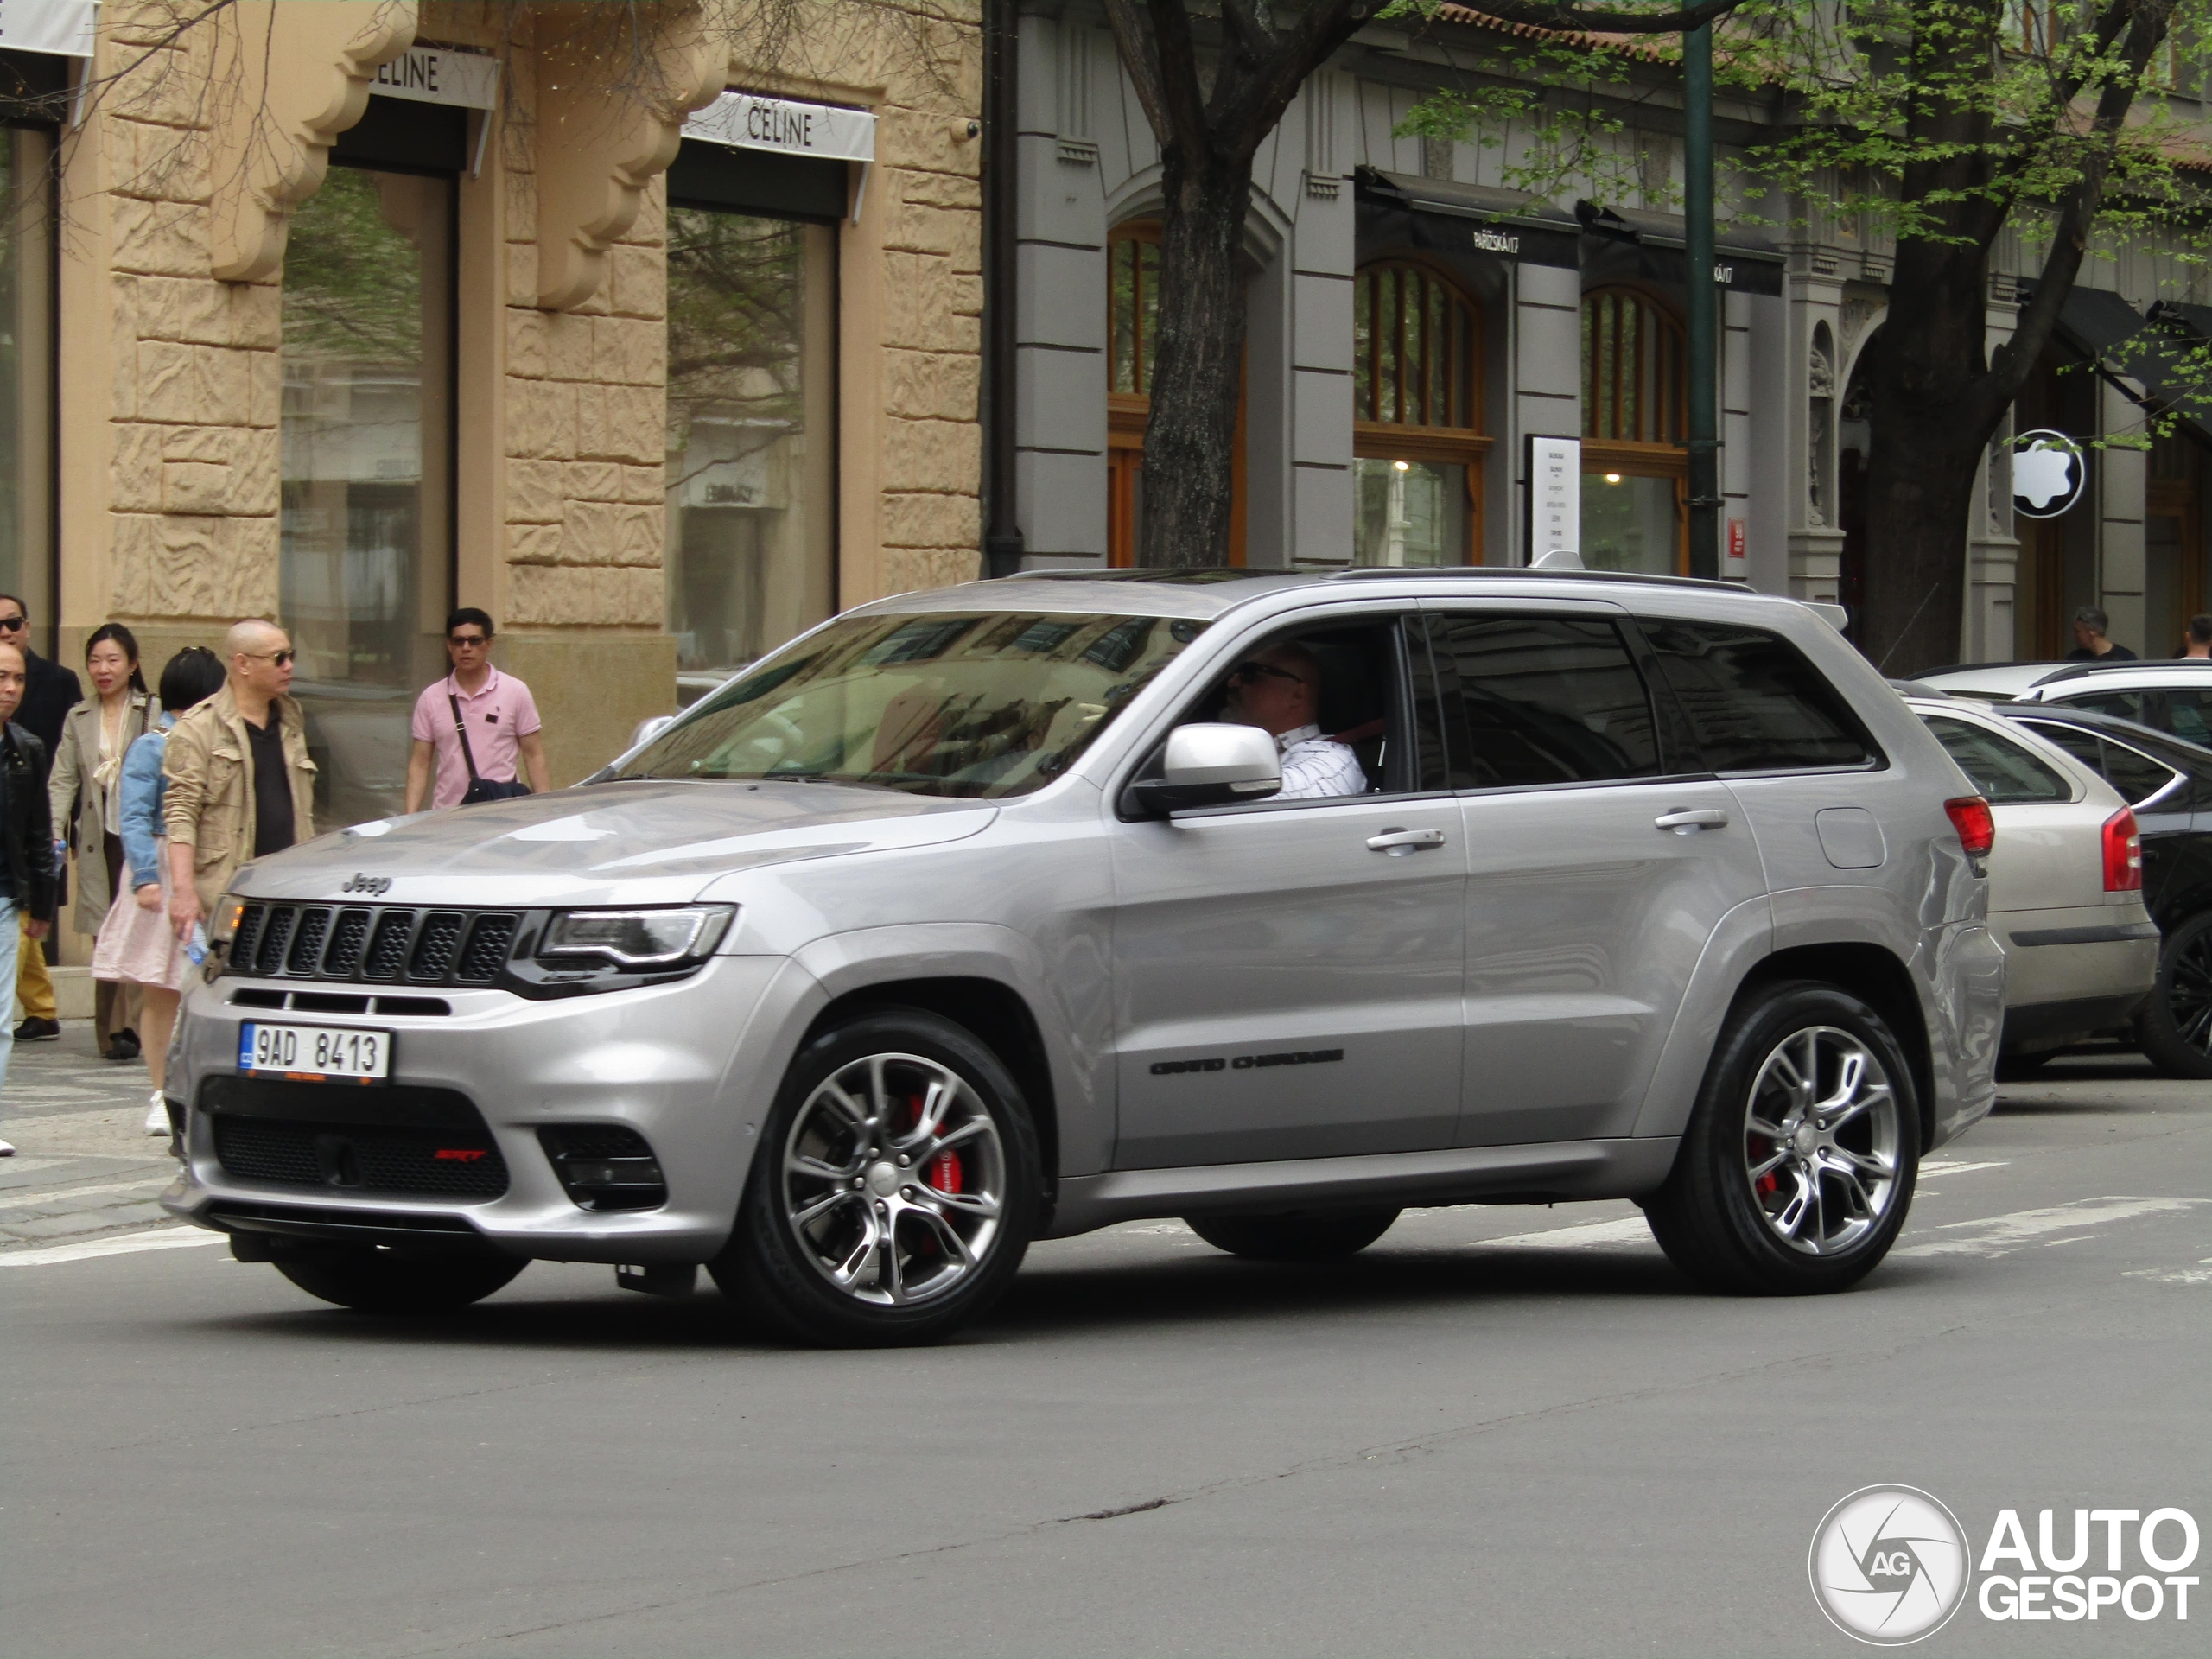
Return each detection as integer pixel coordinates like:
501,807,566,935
4,1050,2207,1658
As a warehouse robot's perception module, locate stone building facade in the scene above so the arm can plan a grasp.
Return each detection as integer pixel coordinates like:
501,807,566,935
1006,3,2212,664
2,0,985,851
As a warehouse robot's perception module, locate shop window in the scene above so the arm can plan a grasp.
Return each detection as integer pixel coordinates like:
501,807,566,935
665,143,839,683
1105,220,1243,567
1352,258,1486,567
1,127,54,634
281,164,456,825
1580,284,1688,576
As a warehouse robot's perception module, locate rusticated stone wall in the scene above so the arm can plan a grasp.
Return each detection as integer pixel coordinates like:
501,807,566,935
53,0,986,807
97,3,285,625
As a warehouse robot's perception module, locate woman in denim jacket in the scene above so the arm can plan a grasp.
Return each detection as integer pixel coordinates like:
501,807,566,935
92,649,226,1138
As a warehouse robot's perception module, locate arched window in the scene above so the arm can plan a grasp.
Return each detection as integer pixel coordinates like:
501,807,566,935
1104,221,1244,566
1579,285,1688,576
1352,258,1487,566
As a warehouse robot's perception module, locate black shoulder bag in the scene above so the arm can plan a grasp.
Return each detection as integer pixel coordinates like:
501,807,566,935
450,694,532,805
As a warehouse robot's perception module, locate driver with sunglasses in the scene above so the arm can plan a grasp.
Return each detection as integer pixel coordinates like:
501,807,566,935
1222,644,1366,800
162,620,318,947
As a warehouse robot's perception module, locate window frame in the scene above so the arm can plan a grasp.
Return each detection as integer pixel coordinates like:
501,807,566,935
1918,712,2079,805
1115,606,1435,819
1630,614,1889,779
1580,283,1689,575
1414,604,1700,796
1351,255,1490,566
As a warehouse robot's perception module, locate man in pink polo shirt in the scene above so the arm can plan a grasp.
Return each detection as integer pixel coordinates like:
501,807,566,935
404,608,552,812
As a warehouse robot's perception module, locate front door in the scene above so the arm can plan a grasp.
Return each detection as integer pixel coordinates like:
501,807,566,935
1416,606,1769,1146
1109,611,1465,1168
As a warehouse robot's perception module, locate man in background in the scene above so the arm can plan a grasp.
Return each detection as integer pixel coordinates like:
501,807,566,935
0,636,60,1154
2066,606,2138,663
405,609,550,813
163,620,317,944
2181,613,2211,658
1,594,76,1044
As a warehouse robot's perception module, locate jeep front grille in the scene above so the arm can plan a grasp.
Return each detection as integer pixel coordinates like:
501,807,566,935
225,904,523,988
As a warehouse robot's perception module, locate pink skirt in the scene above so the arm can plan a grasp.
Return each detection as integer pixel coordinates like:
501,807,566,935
90,849,188,993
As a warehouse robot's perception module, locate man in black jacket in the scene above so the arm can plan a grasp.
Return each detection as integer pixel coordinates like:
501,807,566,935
0,594,74,1045
0,635,59,1155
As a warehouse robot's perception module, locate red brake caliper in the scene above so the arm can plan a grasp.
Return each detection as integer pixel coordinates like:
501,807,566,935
927,1148,963,1193
1750,1135,1777,1198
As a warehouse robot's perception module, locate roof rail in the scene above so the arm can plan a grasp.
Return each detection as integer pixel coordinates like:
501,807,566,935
1325,566,1751,594
2029,657,2212,687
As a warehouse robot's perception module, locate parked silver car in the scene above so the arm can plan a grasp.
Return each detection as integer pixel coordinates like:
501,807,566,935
1907,696,2157,1062
163,569,2005,1344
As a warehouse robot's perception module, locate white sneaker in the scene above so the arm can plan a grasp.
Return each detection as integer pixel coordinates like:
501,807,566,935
145,1094,170,1135
0,1138,15,1156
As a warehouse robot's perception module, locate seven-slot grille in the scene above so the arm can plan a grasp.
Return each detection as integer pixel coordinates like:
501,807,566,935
228,904,520,987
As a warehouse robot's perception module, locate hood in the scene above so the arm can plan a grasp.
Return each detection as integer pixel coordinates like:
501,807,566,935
232,781,998,907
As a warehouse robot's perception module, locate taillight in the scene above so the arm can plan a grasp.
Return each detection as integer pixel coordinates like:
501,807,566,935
1944,796,1995,858
2102,806,2142,892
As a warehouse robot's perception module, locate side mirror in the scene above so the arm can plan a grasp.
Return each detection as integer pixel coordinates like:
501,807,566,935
1128,723,1281,817
628,713,677,751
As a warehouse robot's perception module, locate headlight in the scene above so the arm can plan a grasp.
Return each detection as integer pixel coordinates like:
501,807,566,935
538,906,734,969
210,895,246,946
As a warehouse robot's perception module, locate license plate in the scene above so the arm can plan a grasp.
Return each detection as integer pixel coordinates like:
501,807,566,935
238,1021,391,1084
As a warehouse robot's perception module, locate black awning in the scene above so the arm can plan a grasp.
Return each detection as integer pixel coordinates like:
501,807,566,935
1574,200,1785,297
2032,288,2212,435
1354,167,1580,270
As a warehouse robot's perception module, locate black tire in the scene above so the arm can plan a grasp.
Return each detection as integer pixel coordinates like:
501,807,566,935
1644,981,1920,1295
1185,1209,1400,1261
274,1248,525,1313
2135,910,2212,1080
710,1007,1042,1347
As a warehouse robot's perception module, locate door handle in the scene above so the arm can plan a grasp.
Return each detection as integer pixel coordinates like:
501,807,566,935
1654,807,1730,834
1366,827,1447,855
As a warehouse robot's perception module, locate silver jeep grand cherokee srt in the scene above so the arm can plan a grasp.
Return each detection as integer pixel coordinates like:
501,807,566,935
163,569,2005,1344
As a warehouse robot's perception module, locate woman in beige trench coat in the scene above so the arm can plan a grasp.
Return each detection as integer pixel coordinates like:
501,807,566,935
47,624,156,1060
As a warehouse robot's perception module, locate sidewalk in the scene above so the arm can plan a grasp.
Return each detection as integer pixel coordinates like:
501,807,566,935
1,1020,182,1253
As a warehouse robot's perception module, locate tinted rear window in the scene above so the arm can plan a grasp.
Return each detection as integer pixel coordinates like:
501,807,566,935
1921,716,2071,804
1637,620,1873,772
1418,614,1661,788
2018,721,2179,807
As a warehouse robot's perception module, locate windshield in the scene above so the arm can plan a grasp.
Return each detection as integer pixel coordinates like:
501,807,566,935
613,610,1207,798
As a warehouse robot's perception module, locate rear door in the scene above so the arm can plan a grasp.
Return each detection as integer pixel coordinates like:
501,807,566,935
1632,615,1905,899
1417,605,1767,1146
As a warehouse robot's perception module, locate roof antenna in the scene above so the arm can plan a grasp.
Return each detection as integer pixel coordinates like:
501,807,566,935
1531,548,1584,571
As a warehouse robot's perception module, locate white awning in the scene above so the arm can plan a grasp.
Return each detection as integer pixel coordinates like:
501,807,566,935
684,92,874,164
0,0,98,58
367,45,498,110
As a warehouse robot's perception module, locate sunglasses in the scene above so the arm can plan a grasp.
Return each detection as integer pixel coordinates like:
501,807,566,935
0,615,25,632
448,634,489,647
242,649,296,666
1228,660,1306,689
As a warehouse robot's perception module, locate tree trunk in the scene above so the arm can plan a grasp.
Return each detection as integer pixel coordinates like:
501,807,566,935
1859,234,2005,674
1139,149,1254,569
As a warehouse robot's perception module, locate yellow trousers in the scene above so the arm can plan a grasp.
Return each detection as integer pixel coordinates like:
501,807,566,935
15,909,54,1022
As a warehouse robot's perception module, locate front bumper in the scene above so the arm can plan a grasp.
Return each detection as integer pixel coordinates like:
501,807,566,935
160,953,815,1262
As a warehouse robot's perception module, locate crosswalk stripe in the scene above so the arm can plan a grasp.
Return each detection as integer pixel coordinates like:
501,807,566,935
0,1227,226,1268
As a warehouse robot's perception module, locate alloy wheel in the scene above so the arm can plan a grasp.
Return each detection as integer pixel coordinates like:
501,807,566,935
2168,927,2212,1056
779,1052,1007,1306
1740,1025,1902,1256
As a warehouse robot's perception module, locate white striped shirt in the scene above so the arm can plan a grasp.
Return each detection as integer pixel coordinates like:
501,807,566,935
1274,724,1367,800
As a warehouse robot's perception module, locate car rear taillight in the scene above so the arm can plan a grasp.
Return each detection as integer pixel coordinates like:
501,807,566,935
2101,806,2142,893
1944,796,1995,858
